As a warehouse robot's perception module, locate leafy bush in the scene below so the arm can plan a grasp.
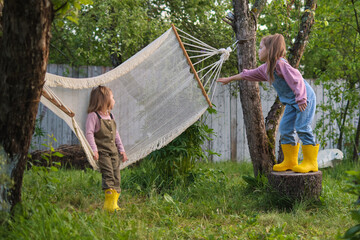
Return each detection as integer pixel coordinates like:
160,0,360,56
343,170,360,240
123,120,217,193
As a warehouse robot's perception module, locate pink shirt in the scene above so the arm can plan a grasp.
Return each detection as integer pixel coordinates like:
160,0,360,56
85,112,125,153
240,58,307,105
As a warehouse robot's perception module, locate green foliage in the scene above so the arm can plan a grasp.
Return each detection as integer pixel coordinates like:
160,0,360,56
27,134,63,195
242,174,298,211
49,0,169,66
30,118,47,150
48,0,238,77
0,147,14,216
243,174,268,191
343,170,360,239
148,121,215,180
257,0,303,46
52,0,93,25
123,120,218,193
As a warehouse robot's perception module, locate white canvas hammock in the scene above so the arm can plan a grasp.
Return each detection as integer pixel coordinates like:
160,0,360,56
41,25,232,170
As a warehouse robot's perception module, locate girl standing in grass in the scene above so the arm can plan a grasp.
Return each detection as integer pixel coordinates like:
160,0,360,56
217,34,319,173
86,85,128,212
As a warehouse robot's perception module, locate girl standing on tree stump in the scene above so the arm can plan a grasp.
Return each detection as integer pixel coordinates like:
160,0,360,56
217,34,319,173
86,85,128,212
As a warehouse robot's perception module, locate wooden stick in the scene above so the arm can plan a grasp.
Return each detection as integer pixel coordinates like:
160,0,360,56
42,89,75,117
171,24,212,108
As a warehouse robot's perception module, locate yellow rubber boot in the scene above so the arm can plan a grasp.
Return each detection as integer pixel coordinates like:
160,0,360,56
293,144,319,173
103,189,116,212
273,143,300,172
113,190,123,211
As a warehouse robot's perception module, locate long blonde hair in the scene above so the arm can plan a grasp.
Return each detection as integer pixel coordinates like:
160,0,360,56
261,34,287,83
87,85,113,113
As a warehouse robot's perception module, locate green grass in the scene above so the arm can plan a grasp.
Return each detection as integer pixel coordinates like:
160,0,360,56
0,160,358,240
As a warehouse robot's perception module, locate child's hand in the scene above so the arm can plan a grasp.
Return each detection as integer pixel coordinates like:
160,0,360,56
298,102,307,112
120,152,128,162
217,77,232,85
94,151,99,160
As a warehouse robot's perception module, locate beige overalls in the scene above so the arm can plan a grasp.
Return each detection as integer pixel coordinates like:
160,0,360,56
94,112,122,193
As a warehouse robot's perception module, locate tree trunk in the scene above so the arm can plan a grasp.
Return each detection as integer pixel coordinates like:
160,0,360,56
0,0,53,212
353,112,360,162
337,99,350,150
265,96,284,163
232,0,273,177
265,0,317,164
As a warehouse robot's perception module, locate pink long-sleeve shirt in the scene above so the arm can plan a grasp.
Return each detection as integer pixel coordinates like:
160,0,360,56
239,58,307,105
85,112,125,153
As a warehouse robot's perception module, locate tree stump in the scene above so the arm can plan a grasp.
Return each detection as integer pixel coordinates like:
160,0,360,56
268,171,322,201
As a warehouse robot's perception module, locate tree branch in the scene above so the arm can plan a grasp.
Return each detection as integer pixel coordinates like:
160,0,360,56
251,0,267,19
54,1,68,13
351,0,360,34
288,0,317,68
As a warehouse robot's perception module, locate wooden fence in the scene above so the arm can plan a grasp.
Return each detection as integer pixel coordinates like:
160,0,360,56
31,64,339,162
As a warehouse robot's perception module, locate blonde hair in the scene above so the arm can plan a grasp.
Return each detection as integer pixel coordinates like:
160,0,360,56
87,85,113,113
261,34,287,83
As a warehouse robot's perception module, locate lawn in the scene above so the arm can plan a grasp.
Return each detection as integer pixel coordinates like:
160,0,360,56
0,160,358,240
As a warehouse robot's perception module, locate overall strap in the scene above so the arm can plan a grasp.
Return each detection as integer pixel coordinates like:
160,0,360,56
110,113,114,119
95,111,102,119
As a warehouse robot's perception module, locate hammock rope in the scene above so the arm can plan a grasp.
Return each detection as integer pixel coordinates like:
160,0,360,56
175,26,233,100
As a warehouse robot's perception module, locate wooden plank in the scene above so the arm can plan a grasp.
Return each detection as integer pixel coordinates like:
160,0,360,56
171,24,212,108
79,66,88,78
236,93,250,161
209,86,224,161
47,64,58,74
230,85,237,161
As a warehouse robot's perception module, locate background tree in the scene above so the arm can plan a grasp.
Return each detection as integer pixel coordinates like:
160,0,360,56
49,0,237,71
0,0,90,213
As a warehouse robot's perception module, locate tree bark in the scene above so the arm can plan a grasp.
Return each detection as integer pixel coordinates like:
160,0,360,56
268,171,322,201
265,0,317,164
265,96,284,163
353,112,360,162
0,0,53,212
232,0,273,177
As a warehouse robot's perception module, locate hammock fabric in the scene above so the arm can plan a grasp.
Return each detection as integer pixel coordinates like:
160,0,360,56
41,25,231,170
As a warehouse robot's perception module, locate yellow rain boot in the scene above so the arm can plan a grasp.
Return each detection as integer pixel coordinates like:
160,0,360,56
273,143,300,172
103,189,116,212
293,144,319,173
113,190,123,211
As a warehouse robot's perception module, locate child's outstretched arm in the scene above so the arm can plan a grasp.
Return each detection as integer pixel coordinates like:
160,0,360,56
217,64,268,85
217,73,243,85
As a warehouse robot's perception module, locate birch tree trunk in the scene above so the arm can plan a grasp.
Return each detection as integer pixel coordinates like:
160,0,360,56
0,0,53,212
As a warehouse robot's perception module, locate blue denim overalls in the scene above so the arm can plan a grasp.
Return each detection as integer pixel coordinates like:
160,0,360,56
272,66,316,146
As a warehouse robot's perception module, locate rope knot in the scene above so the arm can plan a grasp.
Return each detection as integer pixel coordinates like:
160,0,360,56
217,47,232,61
